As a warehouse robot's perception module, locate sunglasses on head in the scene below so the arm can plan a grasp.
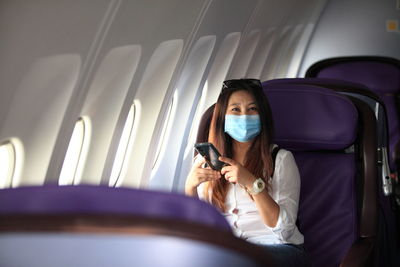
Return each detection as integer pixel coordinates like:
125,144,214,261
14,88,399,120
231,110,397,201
222,78,262,91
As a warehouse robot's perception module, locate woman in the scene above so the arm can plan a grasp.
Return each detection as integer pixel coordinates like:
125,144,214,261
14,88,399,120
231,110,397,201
185,79,309,266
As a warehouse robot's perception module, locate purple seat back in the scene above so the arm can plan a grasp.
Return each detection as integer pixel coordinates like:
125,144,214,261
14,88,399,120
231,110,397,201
0,185,231,230
195,83,378,266
306,57,400,170
263,78,392,192
263,84,362,267
265,78,399,266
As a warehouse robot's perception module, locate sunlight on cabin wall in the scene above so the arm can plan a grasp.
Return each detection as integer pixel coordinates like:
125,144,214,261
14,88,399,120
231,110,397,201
108,99,142,186
121,39,184,188
59,117,91,185
147,35,217,190
109,104,136,186
0,142,14,188
79,45,142,184
0,138,24,188
152,90,178,170
185,80,209,158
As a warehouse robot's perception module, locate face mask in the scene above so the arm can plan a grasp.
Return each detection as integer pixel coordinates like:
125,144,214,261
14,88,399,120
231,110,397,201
224,115,261,142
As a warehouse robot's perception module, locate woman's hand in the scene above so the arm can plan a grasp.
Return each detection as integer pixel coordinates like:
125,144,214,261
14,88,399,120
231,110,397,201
185,156,221,196
219,156,256,190
220,156,279,227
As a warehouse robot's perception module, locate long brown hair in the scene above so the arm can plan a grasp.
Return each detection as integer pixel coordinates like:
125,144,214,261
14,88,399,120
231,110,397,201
204,79,274,212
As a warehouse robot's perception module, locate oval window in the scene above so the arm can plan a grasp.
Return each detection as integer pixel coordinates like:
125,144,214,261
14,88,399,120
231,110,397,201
59,117,91,185
110,104,136,187
0,141,16,188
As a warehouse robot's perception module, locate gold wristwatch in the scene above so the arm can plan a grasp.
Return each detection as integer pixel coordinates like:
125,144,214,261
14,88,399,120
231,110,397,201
247,178,265,195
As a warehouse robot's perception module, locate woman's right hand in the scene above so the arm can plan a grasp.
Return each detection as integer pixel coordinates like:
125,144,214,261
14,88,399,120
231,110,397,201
185,156,221,196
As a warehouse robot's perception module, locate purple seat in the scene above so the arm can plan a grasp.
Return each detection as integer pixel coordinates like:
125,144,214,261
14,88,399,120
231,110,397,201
0,187,283,266
263,83,378,267
264,78,400,266
196,105,215,150
263,78,392,195
196,84,378,266
0,185,230,230
305,57,400,172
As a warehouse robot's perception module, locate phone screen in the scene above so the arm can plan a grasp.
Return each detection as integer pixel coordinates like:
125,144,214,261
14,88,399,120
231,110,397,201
194,142,225,171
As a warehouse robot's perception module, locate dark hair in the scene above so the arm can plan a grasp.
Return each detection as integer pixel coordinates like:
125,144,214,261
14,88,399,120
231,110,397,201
205,79,274,212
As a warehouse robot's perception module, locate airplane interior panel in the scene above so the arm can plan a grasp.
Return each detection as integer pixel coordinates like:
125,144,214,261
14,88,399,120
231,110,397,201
0,0,399,266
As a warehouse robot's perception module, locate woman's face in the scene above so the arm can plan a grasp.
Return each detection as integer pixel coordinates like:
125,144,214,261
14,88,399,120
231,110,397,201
226,90,258,116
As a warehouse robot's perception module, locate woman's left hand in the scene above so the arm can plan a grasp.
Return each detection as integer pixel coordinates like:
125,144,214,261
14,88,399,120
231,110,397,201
219,156,256,189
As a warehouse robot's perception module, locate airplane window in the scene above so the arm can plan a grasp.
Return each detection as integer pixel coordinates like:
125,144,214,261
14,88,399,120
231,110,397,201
148,36,216,189
0,138,23,188
185,80,209,154
59,117,91,186
152,91,177,170
110,103,137,187
177,33,241,190
0,141,15,189
117,40,183,187
79,45,141,184
185,32,241,158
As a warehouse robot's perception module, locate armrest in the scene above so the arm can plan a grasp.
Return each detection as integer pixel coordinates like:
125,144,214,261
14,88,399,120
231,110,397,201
340,237,375,267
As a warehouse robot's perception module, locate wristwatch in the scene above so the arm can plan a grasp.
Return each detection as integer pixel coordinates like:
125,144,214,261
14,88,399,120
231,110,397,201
247,178,265,195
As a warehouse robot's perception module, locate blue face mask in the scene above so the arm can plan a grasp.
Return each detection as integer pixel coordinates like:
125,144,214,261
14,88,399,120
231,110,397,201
224,115,261,142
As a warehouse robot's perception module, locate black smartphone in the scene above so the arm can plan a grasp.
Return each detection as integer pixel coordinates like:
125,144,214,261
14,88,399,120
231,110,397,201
194,142,225,171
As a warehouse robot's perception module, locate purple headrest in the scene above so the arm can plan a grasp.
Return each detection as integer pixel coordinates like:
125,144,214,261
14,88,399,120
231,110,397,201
263,84,358,151
0,185,231,230
262,77,383,104
263,77,371,91
312,61,400,94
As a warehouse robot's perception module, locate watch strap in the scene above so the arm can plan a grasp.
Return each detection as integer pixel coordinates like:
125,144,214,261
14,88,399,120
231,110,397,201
246,178,265,195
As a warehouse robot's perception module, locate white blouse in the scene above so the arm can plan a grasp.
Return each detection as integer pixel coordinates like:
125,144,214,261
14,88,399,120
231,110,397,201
198,148,304,245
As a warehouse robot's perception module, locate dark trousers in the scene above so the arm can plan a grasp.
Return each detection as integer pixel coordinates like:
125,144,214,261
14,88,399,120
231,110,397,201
260,243,310,267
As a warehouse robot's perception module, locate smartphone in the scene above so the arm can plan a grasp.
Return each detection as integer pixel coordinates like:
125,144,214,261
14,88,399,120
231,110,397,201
194,142,225,171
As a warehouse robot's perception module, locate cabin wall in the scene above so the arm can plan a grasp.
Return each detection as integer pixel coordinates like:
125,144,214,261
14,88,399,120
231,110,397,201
0,0,111,186
0,0,342,190
299,0,400,76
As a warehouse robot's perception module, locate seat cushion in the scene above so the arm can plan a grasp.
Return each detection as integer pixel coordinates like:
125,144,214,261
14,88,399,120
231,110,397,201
295,152,358,267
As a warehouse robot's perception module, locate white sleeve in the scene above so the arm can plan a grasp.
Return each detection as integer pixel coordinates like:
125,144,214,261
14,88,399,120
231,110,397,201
197,182,205,200
192,155,209,201
265,149,301,242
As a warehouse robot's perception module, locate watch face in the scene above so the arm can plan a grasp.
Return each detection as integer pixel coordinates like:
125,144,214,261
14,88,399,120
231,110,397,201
252,178,265,194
